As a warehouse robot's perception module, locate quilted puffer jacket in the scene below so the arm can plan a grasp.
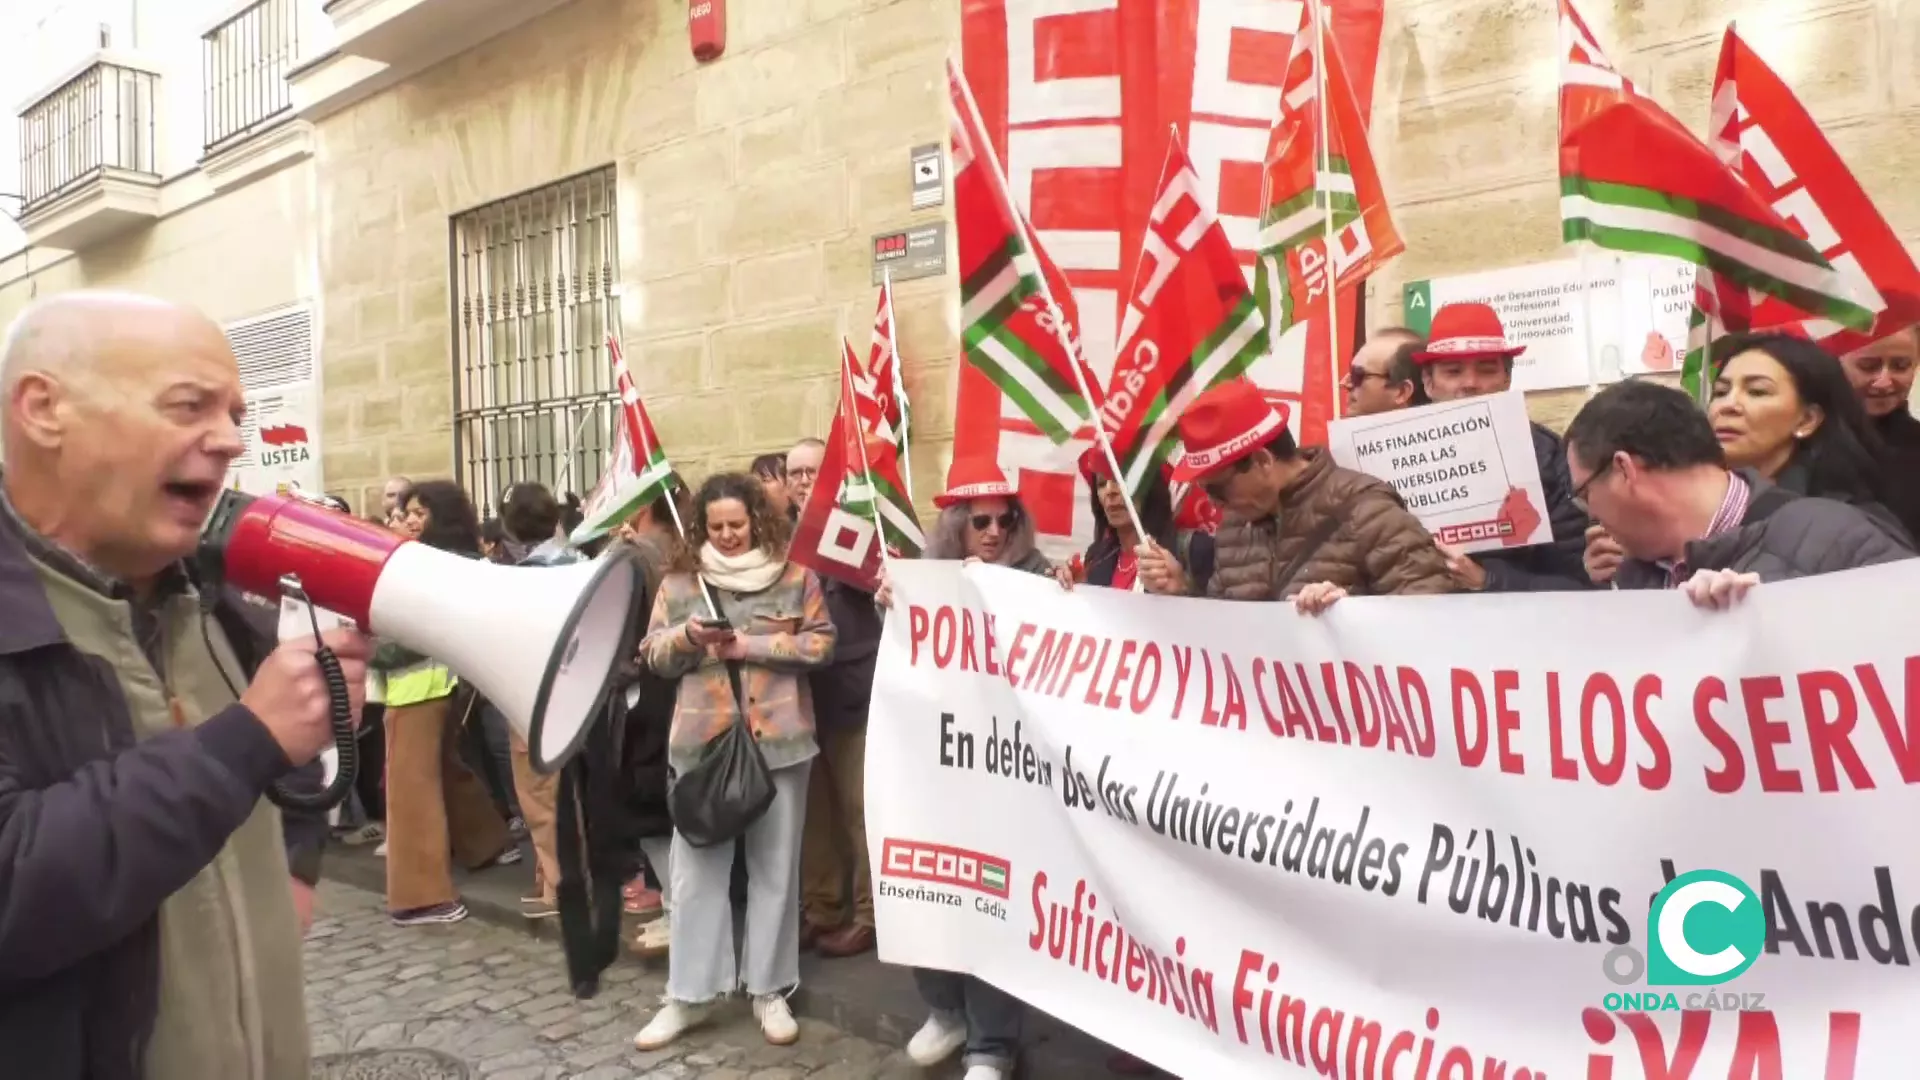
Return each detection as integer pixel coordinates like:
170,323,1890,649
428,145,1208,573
1206,449,1457,601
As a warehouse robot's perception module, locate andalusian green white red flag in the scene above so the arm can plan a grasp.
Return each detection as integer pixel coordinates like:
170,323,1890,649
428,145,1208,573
570,335,680,545
1558,0,1873,338
862,277,914,501
1102,139,1268,503
1680,25,1920,398
836,337,924,557
949,56,1102,443
1254,2,1403,448
1257,4,1400,290
789,355,924,592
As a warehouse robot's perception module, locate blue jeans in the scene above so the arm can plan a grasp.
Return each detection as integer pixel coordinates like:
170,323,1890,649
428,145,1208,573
913,969,1023,1070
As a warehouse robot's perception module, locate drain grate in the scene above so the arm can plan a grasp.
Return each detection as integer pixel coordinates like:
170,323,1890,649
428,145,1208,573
311,1048,473,1080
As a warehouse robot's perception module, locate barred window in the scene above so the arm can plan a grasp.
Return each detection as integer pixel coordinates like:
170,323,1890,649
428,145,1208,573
451,166,623,518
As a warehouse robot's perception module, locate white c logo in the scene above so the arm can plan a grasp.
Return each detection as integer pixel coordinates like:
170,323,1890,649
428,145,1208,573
1657,879,1750,978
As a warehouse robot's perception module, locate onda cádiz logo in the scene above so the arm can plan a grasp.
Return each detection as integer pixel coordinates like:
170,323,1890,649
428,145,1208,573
880,838,1012,921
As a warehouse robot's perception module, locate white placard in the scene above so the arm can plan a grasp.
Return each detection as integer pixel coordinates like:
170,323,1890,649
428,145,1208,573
230,381,322,496
1325,390,1551,553
868,560,1916,1080
1404,256,1697,390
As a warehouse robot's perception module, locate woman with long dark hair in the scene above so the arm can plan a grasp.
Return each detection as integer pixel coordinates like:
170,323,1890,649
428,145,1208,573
1586,334,1913,584
1059,448,1215,595
632,472,835,1051
376,481,518,926
1707,333,1903,528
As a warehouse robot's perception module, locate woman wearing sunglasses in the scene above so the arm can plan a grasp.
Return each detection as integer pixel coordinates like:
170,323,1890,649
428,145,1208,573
874,456,1049,1079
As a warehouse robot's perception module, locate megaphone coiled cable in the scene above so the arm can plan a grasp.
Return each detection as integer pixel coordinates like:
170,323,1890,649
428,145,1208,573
202,582,360,813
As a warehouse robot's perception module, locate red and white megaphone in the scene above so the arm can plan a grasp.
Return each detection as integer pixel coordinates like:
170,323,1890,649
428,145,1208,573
197,488,640,775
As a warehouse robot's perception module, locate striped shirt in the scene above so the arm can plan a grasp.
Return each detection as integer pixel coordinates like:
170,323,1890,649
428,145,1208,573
1663,472,1753,587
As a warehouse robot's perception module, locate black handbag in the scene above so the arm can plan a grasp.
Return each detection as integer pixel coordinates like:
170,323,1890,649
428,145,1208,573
667,658,776,847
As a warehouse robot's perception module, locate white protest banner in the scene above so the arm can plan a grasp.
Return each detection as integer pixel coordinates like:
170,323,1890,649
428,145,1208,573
1403,256,1695,389
1325,391,1550,553
869,560,1915,1080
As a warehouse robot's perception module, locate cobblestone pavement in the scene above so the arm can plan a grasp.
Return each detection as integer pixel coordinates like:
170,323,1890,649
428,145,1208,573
304,881,928,1079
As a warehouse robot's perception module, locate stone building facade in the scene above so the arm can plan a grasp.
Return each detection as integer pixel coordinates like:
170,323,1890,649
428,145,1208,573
0,0,1915,506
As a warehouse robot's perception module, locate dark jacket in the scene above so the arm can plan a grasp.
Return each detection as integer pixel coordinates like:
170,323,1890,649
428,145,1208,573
1771,458,1913,546
608,534,676,840
1207,449,1456,600
0,503,314,1079
1872,409,1920,545
810,576,883,731
1474,422,1594,592
1613,472,1915,589
1085,528,1216,595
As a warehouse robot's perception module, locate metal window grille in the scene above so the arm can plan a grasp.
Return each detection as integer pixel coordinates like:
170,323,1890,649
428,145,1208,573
202,0,300,154
18,60,159,211
450,167,623,519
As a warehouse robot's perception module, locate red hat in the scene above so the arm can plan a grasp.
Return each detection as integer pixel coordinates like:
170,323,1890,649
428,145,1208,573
1412,302,1526,364
1077,445,1112,482
935,456,1016,509
1170,379,1291,484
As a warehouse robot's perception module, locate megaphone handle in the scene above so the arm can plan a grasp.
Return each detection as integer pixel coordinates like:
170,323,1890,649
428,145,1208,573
265,581,359,813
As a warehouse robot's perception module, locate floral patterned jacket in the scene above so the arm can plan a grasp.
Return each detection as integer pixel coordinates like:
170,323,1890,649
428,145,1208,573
642,560,836,773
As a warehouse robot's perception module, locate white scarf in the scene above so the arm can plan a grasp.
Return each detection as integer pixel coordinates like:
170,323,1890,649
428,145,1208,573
699,543,785,593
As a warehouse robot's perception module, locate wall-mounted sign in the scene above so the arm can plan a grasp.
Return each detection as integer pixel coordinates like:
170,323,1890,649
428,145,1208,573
229,381,322,496
872,222,948,285
1402,254,1696,391
910,143,944,210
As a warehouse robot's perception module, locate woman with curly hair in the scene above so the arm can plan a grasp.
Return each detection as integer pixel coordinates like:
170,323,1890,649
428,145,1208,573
632,472,836,1051
377,481,518,926
876,456,1054,1080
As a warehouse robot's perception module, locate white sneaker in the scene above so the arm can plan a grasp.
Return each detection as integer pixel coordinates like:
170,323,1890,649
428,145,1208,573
906,1010,967,1066
632,999,713,1051
752,993,799,1046
630,916,670,958
963,1068,1007,1080
373,841,387,857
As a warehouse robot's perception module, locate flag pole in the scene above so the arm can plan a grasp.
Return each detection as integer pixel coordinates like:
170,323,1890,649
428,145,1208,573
616,333,720,619
839,344,898,571
951,54,1150,547
552,408,598,495
1577,243,1600,396
1061,282,1150,546
883,268,915,504
1309,0,1342,415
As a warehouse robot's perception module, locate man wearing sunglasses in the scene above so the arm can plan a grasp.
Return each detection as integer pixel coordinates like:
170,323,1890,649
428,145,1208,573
1344,327,1428,417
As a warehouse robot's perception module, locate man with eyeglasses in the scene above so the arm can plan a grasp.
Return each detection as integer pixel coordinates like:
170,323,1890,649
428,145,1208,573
1344,327,1428,417
785,436,878,958
1563,378,1911,607
1411,302,1592,593
783,438,825,520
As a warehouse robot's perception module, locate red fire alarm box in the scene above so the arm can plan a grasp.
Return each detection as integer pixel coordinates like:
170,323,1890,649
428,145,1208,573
690,0,725,62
